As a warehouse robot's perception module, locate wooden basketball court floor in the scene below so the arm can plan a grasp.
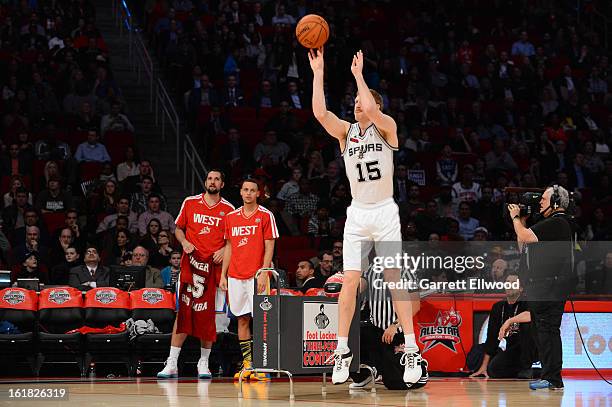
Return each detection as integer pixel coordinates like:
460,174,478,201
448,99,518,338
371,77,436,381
0,375,610,406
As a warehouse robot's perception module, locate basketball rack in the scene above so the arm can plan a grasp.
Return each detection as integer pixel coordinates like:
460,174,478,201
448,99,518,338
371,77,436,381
237,268,370,400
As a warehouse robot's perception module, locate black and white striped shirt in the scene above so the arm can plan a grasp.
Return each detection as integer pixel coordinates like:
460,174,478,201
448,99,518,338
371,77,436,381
362,265,398,330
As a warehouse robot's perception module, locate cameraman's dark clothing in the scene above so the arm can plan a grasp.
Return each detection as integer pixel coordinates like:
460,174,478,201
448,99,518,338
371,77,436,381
524,213,573,388
524,215,573,298
529,300,565,386
484,300,536,378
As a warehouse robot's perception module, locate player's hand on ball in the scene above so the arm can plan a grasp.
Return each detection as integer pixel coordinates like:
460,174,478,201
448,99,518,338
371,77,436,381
308,47,324,73
351,50,364,76
382,323,398,344
219,275,228,291
181,240,195,254
213,247,224,264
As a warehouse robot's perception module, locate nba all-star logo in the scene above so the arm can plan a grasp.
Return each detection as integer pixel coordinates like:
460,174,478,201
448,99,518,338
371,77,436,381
418,309,462,353
199,226,211,235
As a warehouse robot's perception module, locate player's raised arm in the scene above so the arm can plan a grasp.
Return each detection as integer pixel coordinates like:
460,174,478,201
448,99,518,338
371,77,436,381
351,50,398,148
309,47,350,143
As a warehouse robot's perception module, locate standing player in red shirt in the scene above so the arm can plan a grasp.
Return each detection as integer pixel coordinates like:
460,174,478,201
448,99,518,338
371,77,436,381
157,169,235,379
220,179,279,380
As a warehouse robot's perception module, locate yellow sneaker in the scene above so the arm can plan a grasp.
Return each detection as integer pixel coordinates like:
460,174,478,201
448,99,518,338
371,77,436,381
251,372,271,381
233,361,253,380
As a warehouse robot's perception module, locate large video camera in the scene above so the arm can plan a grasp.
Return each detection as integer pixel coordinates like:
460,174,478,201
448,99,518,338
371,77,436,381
504,187,577,226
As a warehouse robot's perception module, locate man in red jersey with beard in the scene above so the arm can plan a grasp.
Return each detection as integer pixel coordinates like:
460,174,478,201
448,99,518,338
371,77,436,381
158,169,235,380
221,178,279,380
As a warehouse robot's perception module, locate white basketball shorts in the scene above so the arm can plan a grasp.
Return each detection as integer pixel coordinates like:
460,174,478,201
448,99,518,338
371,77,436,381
227,276,254,316
343,197,402,272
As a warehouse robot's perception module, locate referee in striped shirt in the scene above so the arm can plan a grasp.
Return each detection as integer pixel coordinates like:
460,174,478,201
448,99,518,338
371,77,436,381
349,262,422,388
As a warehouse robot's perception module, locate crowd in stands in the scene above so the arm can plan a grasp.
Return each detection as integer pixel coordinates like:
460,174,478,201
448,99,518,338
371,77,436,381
0,0,183,290
138,0,612,290
1,0,612,293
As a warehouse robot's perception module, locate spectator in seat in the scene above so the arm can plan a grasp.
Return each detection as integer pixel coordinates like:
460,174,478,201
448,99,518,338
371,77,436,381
74,130,111,162
187,73,218,114
49,227,78,269
1,142,33,176
59,209,85,248
100,215,132,253
122,159,161,194
414,200,447,241
12,252,48,285
97,196,139,235
13,225,49,268
307,202,335,237
314,251,334,285
3,175,33,207
34,124,72,160
271,4,296,26
317,161,344,199
38,161,66,192
276,167,302,201
106,229,134,266
296,260,321,293
329,182,351,219
63,69,96,115
75,101,100,131
27,71,60,121
251,79,279,108
511,31,535,57
116,146,140,182
129,175,167,214
220,127,252,171
160,250,181,290
69,245,109,291
253,130,290,167
400,184,425,221
129,245,162,288
567,153,593,189
331,240,343,274
283,81,309,109
35,176,74,213
2,187,34,236
456,202,480,241
138,195,175,236
100,100,135,137
266,100,300,139
13,209,50,247
148,229,174,268
93,67,120,112
285,178,319,218
485,138,518,173
436,144,458,186
50,245,81,285
219,75,244,107
451,164,482,211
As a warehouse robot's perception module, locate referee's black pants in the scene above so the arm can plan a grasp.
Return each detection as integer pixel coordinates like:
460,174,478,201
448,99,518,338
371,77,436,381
349,322,402,383
529,301,565,387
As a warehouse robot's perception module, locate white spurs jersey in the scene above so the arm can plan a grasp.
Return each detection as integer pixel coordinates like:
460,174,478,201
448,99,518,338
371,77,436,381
342,123,398,204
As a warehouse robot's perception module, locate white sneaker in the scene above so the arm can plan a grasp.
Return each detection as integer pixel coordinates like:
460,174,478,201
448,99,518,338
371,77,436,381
197,358,212,379
400,350,424,384
349,367,377,389
330,349,352,385
157,358,178,379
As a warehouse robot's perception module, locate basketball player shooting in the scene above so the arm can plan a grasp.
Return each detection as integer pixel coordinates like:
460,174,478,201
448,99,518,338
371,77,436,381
309,47,426,386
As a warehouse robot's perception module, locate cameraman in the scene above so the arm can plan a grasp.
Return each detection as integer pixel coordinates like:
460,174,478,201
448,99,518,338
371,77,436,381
507,185,573,391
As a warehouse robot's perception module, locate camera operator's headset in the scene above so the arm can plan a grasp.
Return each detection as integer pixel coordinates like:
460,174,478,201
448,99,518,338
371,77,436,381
547,184,612,385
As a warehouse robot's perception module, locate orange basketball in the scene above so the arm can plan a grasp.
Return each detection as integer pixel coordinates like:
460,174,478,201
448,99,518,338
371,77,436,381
295,14,329,49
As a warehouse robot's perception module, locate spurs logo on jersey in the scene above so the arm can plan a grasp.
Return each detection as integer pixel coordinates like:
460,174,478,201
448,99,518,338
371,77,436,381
343,123,398,204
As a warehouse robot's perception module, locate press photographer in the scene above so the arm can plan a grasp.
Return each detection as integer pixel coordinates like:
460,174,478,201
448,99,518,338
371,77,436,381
506,185,575,391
